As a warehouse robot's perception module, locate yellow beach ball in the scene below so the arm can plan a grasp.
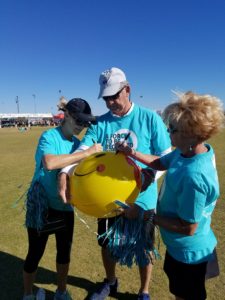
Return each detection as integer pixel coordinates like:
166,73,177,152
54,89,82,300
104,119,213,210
70,152,141,218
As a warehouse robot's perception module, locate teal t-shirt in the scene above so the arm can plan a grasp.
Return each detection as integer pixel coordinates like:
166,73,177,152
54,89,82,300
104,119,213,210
80,103,171,210
158,144,219,263
33,127,80,211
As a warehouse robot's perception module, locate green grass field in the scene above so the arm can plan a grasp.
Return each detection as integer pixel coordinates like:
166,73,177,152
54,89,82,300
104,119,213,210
0,127,224,300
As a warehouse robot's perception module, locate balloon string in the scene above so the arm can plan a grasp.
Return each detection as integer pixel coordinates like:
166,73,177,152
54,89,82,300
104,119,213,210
12,182,31,209
74,208,122,236
74,210,98,236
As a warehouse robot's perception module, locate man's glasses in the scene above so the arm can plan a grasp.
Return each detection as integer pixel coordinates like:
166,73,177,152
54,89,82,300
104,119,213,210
167,124,178,134
103,88,124,102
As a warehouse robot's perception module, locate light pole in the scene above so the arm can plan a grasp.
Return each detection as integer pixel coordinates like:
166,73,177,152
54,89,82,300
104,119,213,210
32,94,37,113
15,96,20,113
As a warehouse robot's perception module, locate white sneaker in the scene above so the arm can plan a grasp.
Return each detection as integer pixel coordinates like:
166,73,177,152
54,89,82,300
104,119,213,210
36,288,46,300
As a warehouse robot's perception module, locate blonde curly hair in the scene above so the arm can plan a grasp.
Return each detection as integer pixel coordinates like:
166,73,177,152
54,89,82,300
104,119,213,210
163,91,225,142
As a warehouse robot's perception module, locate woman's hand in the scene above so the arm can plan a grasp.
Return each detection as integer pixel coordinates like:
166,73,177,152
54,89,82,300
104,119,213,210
85,143,103,156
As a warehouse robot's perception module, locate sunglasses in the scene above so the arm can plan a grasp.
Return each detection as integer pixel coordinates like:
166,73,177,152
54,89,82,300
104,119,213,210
75,118,91,128
102,88,124,102
167,124,178,134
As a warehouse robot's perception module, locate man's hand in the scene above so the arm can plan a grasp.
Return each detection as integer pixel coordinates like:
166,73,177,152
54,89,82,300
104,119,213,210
115,141,133,155
123,204,140,219
116,204,140,219
58,173,71,204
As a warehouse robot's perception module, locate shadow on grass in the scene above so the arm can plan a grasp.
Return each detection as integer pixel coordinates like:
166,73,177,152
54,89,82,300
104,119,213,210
0,251,55,300
0,251,137,300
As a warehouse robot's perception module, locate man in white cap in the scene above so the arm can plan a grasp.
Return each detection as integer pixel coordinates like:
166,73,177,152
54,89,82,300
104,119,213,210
59,67,171,300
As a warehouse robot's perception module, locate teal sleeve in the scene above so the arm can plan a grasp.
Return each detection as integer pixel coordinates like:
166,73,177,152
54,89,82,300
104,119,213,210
177,174,207,223
38,131,56,156
160,150,176,169
151,113,171,155
80,124,97,147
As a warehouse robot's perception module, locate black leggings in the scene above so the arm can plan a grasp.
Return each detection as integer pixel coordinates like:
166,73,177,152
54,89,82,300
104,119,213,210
24,209,74,273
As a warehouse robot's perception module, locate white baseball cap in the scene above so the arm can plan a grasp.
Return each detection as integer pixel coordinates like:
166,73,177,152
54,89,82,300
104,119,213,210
98,67,129,99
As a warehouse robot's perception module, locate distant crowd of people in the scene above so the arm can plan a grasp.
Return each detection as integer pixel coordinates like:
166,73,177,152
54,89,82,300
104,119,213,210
0,119,57,128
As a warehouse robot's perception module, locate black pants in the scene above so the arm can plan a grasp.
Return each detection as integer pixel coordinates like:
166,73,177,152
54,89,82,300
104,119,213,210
24,208,74,273
164,251,207,300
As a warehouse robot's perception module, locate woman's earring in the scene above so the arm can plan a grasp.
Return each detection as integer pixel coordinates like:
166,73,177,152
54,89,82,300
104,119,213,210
189,145,193,151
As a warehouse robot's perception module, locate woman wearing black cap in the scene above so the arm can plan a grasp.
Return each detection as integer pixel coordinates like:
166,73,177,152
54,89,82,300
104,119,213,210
22,97,102,300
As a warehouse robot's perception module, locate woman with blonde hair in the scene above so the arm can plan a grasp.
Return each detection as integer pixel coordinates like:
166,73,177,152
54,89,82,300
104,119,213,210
22,97,102,300
116,91,224,300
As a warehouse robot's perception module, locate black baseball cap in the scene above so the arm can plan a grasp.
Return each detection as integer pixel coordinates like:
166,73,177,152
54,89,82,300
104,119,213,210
65,98,97,126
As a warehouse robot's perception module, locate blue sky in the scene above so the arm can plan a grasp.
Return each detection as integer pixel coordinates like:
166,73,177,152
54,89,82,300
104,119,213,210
1,0,225,115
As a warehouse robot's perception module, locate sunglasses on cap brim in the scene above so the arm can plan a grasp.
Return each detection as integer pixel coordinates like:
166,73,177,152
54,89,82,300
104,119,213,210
75,119,92,127
74,114,97,127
